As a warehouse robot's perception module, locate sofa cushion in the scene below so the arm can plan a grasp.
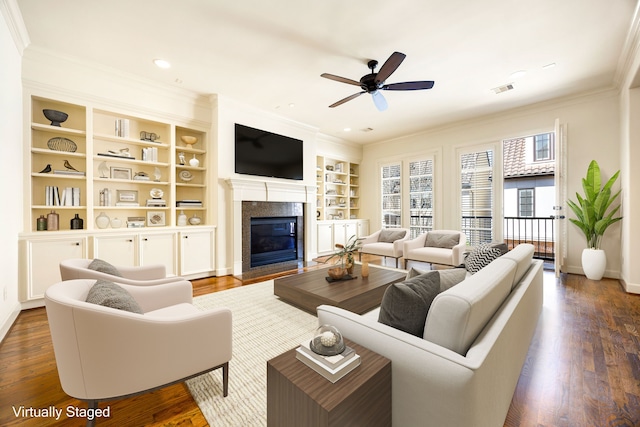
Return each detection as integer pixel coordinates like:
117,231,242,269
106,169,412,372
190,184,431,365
378,271,441,337
406,267,467,291
425,232,460,249
463,242,508,274
88,258,123,277
86,280,143,314
378,229,407,243
500,244,535,289
424,257,516,355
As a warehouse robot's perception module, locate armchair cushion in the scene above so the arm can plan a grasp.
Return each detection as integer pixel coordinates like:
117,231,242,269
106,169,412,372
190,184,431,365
378,271,441,337
378,229,407,243
425,232,460,249
86,280,143,314
464,242,508,274
88,258,123,277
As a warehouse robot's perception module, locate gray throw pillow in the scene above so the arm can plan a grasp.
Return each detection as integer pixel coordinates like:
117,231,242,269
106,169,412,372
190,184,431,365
405,267,430,280
425,232,460,249
88,258,123,277
438,268,467,291
86,280,143,314
464,243,508,274
378,229,407,243
378,271,441,337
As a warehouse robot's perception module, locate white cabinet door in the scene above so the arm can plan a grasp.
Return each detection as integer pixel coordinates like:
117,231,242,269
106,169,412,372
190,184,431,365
357,219,370,238
25,236,87,299
344,221,358,241
317,222,334,254
93,234,137,267
179,229,214,276
139,231,177,276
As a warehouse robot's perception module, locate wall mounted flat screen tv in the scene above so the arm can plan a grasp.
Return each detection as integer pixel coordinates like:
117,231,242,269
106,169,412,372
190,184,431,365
234,123,303,180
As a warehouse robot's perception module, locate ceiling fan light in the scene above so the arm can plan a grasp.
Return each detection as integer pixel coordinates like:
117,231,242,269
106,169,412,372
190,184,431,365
371,91,388,111
153,58,171,69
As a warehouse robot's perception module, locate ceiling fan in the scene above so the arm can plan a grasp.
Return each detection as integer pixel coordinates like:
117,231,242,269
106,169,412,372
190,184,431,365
321,51,435,111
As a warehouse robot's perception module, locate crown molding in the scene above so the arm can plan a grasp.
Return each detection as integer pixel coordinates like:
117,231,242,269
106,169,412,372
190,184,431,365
0,0,30,53
615,0,640,88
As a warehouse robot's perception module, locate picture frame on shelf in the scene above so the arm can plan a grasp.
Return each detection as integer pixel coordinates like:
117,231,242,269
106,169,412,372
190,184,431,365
110,167,132,180
147,211,166,227
116,189,138,203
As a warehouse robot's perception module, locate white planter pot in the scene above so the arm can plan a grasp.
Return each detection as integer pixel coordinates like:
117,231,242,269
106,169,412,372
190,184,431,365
582,248,606,280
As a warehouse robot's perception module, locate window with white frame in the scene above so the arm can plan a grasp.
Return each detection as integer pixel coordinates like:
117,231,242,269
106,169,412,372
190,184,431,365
518,188,534,217
381,163,402,228
408,159,434,238
533,133,553,161
460,149,494,246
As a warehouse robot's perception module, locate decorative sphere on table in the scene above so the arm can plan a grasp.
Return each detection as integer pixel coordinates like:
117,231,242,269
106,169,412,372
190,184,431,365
310,324,345,356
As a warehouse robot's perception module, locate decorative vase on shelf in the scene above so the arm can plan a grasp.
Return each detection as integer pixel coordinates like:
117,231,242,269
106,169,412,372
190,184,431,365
96,212,110,229
37,215,47,231
70,213,84,230
188,214,201,225
47,210,59,231
177,210,187,226
189,155,200,167
110,217,122,228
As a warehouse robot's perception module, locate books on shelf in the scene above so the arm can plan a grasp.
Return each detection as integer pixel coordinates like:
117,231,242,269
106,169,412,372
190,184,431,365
146,199,167,207
45,186,81,206
127,216,145,228
141,146,158,162
176,200,203,207
295,343,360,383
115,118,130,138
53,169,85,176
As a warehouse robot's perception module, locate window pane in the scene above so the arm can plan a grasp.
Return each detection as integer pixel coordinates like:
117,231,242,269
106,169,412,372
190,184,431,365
518,188,534,217
534,133,552,161
409,159,434,238
461,150,494,246
381,163,402,228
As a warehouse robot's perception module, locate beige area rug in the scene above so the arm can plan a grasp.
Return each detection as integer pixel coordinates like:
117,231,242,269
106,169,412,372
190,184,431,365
186,280,318,426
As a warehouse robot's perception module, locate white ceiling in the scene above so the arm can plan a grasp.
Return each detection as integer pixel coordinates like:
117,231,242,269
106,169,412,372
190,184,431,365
15,0,638,144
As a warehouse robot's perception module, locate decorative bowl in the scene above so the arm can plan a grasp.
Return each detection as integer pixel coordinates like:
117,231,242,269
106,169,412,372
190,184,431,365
188,215,202,225
180,135,198,146
43,109,68,127
327,267,346,280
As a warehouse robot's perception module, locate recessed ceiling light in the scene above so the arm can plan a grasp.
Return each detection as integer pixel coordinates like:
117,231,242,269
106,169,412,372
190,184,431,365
153,59,171,69
288,103,295,108
509,70,527,80
343,127,351,132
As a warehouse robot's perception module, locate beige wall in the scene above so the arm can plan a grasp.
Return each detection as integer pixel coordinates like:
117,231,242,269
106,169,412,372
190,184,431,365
360,90,623,278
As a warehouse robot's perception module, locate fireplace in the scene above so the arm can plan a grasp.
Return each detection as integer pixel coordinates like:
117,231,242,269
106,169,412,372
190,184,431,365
250,216,298,267
241,200,304,274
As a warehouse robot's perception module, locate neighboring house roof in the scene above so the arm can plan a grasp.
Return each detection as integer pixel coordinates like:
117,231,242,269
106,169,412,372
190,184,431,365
503,138,555,178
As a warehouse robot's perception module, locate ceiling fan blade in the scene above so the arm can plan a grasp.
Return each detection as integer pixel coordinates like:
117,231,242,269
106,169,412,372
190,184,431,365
329,91,365,108
371,90,388,111
383,81,435,91
375,51,406,84
321,73,362,86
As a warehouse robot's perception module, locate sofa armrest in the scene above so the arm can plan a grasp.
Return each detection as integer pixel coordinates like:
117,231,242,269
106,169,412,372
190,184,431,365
403,233,427,252
451,242,468,266
359,230,382,245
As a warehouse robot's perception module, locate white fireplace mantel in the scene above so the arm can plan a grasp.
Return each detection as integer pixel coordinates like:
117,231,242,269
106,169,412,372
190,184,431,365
226,178,316,203
225,178,317,274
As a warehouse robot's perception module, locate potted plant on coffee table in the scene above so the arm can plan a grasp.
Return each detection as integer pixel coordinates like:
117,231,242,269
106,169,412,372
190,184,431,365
325,235,363,279
567,160,622,280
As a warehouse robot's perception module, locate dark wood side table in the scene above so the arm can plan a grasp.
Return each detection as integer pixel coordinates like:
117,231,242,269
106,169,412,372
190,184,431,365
266,338,391,427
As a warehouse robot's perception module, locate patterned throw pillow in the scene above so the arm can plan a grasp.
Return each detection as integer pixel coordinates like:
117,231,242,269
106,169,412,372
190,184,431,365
86,280,143,314
464,243,508,274
88,258,123,277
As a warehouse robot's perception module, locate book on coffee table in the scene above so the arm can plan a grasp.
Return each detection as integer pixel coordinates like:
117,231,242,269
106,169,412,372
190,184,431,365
295,346,361,383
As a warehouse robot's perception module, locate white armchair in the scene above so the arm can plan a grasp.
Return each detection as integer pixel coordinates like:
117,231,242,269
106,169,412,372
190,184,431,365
60,258,181,286
45,279,232,426
403,230,467,269
358,228,410,267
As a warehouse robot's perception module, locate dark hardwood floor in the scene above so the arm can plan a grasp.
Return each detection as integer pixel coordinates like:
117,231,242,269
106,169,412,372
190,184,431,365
1,258,639,426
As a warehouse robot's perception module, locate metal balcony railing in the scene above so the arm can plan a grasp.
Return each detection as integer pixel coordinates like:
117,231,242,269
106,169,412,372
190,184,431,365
503,216,555,261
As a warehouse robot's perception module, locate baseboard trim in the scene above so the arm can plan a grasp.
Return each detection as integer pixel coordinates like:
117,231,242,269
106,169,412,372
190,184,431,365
0,302,21,344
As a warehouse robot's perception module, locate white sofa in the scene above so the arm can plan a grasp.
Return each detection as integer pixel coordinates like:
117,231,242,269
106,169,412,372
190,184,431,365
402,230,467,268
317,244,543,427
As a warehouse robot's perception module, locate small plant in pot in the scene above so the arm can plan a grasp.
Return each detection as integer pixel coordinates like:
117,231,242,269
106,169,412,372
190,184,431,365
325,235,363,279
567,160,622,280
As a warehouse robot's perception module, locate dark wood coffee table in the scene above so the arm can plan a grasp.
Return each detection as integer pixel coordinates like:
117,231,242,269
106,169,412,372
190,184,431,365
267,338,391,427
274,264,406,314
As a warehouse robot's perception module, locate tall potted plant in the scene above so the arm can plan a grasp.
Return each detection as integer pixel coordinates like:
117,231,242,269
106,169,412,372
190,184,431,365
567,160,622,280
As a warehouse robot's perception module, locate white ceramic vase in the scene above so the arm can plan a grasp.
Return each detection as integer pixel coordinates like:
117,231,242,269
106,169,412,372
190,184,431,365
189,155,200,167
96,212,110,229
177,210,187,226
582,248,606,280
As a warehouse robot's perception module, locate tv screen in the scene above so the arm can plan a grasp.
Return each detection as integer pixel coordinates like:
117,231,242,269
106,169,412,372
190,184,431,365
234,123,304,180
